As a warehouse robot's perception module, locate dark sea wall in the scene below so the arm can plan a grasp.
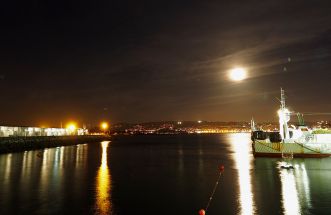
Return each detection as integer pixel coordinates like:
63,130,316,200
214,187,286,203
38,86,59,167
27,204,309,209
0,135,111,154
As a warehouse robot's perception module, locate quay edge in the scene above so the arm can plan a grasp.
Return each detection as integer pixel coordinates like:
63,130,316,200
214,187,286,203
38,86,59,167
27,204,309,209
0,135,111,154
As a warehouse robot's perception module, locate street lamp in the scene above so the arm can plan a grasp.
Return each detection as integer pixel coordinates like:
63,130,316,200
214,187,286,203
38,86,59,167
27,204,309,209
100,122,109,134
66,122,77,135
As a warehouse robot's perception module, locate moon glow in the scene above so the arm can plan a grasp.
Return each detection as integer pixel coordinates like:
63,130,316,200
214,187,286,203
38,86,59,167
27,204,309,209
229,68,247,81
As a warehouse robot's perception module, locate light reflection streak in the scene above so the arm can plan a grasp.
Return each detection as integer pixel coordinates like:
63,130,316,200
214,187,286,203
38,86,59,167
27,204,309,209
299,164,311,208
228,133,256,215
60,146,64,168
40,150,50,198
279,166,301,215
177,144,184,173
0,154,12,195
76,144,85,169
198,147,204,173
95,141,112,215
21,151,32,185
279,162,311,214
0,154,13,208
4,154,12,182
54,148,60,172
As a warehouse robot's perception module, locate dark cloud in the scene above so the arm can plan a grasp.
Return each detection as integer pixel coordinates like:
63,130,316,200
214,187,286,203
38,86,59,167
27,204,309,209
1,0,331,125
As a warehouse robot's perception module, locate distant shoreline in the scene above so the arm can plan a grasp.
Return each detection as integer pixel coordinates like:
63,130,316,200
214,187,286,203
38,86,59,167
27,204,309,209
112,131,250,135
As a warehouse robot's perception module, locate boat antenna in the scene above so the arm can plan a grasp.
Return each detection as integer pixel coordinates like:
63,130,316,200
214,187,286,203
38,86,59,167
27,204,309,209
251,117,256,131
280,88,286,110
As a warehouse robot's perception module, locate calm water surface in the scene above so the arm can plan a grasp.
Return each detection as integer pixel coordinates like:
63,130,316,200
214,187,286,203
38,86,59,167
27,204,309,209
1,133,331,214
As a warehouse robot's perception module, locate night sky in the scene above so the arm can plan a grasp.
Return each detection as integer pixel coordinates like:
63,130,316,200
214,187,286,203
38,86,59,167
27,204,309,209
1,1,331,126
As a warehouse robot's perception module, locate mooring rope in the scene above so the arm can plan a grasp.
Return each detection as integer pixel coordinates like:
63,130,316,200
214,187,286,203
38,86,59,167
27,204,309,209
205,171,222,211
199,165,224,215
294,141,322,154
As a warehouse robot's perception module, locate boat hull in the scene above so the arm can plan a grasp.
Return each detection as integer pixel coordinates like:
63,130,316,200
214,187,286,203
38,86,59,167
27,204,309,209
253,152,331,158
252,140,331,158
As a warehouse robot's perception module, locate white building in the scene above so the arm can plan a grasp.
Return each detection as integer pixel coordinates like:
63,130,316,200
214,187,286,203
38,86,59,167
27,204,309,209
0,126,88,137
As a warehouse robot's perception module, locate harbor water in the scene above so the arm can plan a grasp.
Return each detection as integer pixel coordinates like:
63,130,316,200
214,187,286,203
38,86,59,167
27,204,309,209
1,133,331,214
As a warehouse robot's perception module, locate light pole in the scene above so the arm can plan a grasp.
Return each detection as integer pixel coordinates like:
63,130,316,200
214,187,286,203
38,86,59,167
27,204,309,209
100,122,109,135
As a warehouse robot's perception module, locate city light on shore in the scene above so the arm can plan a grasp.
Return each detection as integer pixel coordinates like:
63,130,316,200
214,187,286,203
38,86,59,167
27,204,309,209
101,122,109,131
66,122,77,132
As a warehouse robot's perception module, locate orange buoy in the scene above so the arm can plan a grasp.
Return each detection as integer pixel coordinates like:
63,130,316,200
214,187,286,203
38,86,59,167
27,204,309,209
199,209,206,215
219,164,224,172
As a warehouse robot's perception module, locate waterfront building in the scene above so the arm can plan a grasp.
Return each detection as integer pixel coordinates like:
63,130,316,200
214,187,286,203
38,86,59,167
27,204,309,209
0,126,87,137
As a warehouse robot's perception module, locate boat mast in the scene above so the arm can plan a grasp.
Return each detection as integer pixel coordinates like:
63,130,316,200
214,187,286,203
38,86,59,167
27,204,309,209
251,117,256,131
279,88,290,140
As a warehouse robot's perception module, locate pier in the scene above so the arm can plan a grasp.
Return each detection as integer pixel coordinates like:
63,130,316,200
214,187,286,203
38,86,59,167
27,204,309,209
0,135,110,154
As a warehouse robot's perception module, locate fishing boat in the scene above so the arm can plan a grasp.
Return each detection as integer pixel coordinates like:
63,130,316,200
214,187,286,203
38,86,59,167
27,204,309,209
251,89,331,158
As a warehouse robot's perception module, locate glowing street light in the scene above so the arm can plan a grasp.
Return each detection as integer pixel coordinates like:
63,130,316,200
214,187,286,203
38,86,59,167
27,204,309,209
66,122,77,134
100,122,109,131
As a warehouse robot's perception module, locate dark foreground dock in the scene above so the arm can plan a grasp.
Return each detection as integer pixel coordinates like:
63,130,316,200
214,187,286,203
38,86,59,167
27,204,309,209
0,135,111,154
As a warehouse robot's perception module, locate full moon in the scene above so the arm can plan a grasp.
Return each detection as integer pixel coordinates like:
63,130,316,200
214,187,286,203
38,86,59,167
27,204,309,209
229,67,247,81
